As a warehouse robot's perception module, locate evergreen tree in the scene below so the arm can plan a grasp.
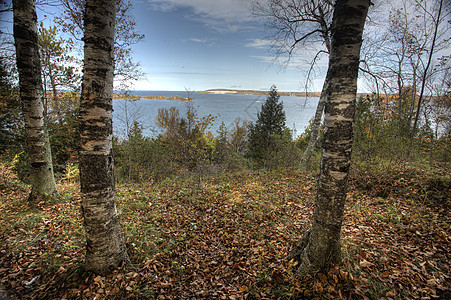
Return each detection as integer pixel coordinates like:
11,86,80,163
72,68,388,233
38,24,80,123
0,59,23,154
247,85,287,162
214,121,229,163
255,85,286,135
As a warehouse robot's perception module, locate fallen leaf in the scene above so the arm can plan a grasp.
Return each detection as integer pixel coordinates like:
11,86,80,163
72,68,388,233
359,260,375,268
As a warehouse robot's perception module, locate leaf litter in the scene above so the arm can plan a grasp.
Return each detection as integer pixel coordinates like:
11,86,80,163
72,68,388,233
0,167,449,299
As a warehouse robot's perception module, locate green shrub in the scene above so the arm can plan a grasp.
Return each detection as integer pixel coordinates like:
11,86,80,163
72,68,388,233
62,162,79,183
260,128,301,170
114,122,178,183
213,119,249,170
156,105,216,171
295,118,324,171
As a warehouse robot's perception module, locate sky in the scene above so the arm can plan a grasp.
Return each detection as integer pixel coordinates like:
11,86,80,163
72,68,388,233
9,0,325,92
126,0,327,92
2,0,448,92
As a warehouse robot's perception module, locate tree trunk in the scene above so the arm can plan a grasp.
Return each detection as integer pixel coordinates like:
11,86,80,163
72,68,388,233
301,7,332,168
49,67,62,123
291,0,370,274
408,0,443,158
79,0,128,274
300,76,328,166
12,0,58,201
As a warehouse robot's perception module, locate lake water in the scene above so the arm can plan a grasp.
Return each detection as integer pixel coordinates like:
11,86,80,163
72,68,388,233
112,91,319,139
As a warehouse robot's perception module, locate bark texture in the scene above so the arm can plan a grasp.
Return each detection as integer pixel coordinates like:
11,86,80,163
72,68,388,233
80,0,128,274
300,76,328,166
12,0,58,201
291,0,370,273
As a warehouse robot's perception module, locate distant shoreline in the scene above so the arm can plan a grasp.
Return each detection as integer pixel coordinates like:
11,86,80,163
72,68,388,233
114,90,374,100
113,93,192,101
198,89,322,97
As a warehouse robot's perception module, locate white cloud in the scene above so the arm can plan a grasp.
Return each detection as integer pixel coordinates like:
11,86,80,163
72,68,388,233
245,38,273,49
146,0,256,30
188,38,208,43
186,38,217,47
250,55,278,64
250,54,329,71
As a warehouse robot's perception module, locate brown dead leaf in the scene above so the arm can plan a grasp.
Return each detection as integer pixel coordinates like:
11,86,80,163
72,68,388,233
359,259,375,268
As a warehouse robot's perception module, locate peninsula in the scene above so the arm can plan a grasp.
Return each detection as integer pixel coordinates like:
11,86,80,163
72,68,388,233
199,89,322,97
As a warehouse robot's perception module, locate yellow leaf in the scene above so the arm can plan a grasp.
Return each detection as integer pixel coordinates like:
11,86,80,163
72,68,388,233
426,278,437,286
386,290,396,297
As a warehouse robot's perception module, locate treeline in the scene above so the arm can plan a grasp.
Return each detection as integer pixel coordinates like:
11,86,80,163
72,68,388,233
0,79,80,182
0,0,449,185
113,93,193,101
199,89,323,97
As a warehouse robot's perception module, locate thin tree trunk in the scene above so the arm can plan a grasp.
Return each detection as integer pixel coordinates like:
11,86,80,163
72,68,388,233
301,9,332,168
290,0,370,274
408,0,443,157
408,63,418,125
79,0,128,274
49,68,62,123
12,0,58,201
300,76,328,166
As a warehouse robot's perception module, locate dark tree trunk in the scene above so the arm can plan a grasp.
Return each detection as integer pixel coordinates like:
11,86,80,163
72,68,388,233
291,0,370,274
79,0,128,274
12,0,58,201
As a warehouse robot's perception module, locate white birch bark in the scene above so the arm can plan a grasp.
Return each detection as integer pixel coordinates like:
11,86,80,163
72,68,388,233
12,0,58,201
291,0,370,273
79,0,128,274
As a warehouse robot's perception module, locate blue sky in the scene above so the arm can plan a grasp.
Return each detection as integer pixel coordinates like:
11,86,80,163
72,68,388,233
5,0,447,93
0,0,328,92
127,0,327,91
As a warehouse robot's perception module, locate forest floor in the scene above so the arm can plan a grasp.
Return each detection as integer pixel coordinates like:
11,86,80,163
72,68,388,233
0,162,449,299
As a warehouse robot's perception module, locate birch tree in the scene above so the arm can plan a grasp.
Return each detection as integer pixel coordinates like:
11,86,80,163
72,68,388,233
79,0,128,273
290,0,370,273
12,0,58,201
253,0,334,166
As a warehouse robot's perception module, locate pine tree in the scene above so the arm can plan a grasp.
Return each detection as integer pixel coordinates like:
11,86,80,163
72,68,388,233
0,59,22,154
248,85,287,162
255,85,286,135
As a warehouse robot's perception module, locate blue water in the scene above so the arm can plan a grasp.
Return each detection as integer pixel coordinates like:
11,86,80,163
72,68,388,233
112,91,319,139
